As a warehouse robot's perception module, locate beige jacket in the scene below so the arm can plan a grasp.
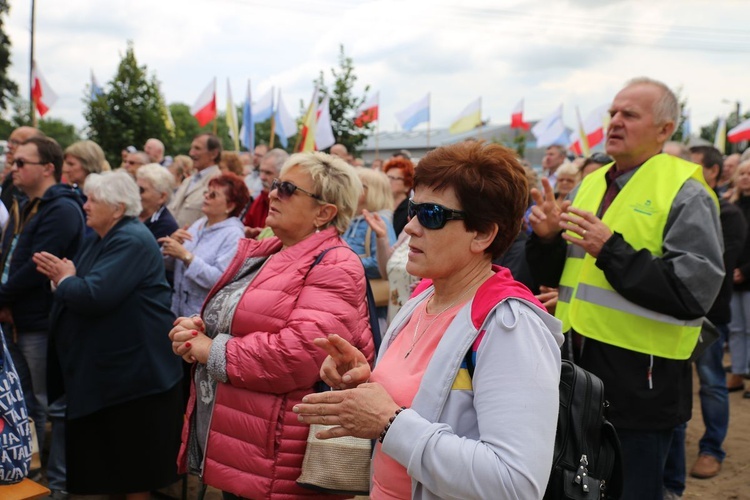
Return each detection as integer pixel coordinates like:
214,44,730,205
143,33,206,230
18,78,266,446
168,165,220,228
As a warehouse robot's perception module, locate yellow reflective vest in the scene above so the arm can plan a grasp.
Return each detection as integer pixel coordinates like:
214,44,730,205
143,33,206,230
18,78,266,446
555,154,718,360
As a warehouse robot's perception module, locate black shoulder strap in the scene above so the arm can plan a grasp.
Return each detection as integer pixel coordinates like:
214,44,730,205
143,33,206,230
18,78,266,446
310,246,382,354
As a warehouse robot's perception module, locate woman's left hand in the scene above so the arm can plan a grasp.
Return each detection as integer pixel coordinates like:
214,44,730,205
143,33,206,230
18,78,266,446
293,383,402,440
171,328,212,364
32,251,76,285
158,236,189,261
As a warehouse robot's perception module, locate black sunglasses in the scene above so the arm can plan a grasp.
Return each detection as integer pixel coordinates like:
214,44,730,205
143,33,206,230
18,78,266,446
271,179,324,202
13,158,47,169
408,200,466,230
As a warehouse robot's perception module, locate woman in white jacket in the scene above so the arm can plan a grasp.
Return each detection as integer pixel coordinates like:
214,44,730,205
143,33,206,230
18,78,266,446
295,141,563,499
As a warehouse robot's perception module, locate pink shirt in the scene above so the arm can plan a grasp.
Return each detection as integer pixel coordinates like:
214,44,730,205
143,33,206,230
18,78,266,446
370,295,467,500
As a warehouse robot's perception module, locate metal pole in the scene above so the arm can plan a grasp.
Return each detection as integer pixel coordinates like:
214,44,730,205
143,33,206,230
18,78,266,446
30,0,36,127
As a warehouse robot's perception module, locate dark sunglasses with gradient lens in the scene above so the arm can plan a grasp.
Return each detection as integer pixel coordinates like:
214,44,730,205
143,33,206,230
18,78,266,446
408,200,466,230
12,158,47,169
270,179,323,202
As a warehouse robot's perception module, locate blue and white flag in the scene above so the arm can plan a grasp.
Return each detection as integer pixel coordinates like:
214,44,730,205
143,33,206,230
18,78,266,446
274,89,296,149
253,88,274,123
239,80,254,151
395,93,430,132
90,70,104,101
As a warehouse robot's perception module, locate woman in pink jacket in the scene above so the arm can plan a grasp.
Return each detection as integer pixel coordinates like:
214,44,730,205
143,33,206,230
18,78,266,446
169,152,376,499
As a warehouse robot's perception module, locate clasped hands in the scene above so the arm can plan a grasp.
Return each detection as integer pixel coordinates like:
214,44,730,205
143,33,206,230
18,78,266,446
529,178,612,258
169,315,212,364
32,251,76,286
293,334,401,440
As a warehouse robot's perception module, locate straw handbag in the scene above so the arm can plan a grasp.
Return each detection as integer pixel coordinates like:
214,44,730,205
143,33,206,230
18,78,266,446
296,424,371,495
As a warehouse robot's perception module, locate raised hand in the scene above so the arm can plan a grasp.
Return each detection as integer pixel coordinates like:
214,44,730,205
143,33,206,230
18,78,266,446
313,334,372,390
529,177,563,240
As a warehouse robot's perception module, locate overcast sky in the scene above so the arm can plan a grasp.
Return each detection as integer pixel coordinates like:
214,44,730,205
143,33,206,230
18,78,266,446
5,0,749,139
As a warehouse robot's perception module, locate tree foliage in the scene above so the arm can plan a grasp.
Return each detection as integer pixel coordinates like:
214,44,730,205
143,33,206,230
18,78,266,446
314,45,373,155
83,42,172,166
0,1,18,112
1,95,79,149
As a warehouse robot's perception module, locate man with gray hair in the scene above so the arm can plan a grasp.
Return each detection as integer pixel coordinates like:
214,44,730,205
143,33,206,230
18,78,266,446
541,144,570,188
242,148,288,236
527,77,724,499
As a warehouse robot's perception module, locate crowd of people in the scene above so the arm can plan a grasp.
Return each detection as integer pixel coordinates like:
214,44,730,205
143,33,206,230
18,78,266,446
0,75,748,500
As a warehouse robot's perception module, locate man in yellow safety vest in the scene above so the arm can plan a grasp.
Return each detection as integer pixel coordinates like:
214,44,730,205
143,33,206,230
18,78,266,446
526,77,724,500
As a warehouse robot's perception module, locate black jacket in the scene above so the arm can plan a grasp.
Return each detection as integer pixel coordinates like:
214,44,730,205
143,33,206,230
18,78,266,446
733,195,750,292
0,184,85,333
48,217,181,419
710,198,746,323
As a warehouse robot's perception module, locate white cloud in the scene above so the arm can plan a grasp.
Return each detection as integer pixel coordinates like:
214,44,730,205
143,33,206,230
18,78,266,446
3,0,748,145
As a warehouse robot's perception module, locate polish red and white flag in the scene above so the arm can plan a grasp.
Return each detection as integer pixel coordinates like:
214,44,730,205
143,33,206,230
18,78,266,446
191,78,217,127
31,61,58,117
728,117,750,143
355,91,379,127
510,99,530,131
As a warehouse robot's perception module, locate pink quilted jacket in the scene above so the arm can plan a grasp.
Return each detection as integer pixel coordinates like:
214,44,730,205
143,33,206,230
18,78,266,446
177,228,375,499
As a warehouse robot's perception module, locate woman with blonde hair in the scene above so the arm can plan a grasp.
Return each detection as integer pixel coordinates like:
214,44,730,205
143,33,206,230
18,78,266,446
168,152,375,499
63,140,111,190
220,151,244,176
169,155,193,187
343,168,396,279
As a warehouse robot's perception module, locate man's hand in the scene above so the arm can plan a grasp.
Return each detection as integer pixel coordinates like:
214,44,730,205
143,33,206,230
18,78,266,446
559,204,613,259
529,178,563,240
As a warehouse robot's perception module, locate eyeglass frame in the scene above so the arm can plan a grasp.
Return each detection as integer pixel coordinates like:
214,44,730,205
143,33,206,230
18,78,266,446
407,199,467,230
12,158,48,169
270,178,326,203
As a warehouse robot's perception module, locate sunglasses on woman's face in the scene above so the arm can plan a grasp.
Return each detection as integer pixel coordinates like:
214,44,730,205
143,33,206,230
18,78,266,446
408,200,466,230
270,179,323,202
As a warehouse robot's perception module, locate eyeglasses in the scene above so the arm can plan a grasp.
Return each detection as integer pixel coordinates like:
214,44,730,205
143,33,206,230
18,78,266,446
408,200,466,230
12,159,47,169
204,190,223,200
271,179,324,202
589,153,613,164
387,175,405,182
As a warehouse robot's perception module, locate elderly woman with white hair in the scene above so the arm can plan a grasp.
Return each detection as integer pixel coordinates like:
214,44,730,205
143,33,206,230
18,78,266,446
136,163,179,241
33,171,183,499
168,152,376,499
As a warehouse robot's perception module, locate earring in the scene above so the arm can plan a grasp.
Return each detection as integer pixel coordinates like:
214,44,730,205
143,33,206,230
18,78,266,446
315,225,320,233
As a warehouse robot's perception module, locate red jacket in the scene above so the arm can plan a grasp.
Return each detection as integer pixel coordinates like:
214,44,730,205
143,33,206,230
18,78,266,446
178,228,375,499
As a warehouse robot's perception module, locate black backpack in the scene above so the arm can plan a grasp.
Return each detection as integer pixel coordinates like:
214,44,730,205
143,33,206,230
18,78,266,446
544,360,623,500
465,356,623,499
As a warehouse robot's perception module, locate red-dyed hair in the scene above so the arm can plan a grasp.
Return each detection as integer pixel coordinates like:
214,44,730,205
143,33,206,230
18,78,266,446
209,173,250,218
414,141,528,259
383,157,415,190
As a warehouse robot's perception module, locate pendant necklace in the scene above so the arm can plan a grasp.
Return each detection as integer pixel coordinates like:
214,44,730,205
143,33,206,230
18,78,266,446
404,287,473,359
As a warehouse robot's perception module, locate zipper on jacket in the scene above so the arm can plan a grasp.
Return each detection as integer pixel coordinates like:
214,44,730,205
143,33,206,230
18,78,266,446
647,354,654,390
199,382,218,479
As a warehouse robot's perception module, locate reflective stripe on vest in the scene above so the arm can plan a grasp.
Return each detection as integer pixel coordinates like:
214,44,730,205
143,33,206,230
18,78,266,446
554,154,717,360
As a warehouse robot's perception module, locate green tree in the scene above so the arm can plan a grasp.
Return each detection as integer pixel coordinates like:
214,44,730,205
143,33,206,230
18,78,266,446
2,95,79,148
670,86,690,144
0,1,18,112
83,42,173,166
314,45,373,155
168,102,237,156
39,118,80,150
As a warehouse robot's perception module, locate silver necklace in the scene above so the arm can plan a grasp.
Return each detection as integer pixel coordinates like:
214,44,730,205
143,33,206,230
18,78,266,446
405,289,472,358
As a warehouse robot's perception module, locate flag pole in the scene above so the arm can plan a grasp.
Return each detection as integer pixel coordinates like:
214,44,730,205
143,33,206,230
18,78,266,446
426,93,431,148
375,120,380,160
30,0,37,128
269,114,276,149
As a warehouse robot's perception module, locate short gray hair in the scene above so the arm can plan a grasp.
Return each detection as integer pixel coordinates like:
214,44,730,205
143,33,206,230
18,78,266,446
136,163,175,202
84,171,142,217
263,148,289,174
281,152,362,234
625,77,680,130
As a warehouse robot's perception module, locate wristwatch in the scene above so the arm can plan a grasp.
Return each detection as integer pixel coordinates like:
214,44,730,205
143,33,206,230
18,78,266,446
184,252,194,265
